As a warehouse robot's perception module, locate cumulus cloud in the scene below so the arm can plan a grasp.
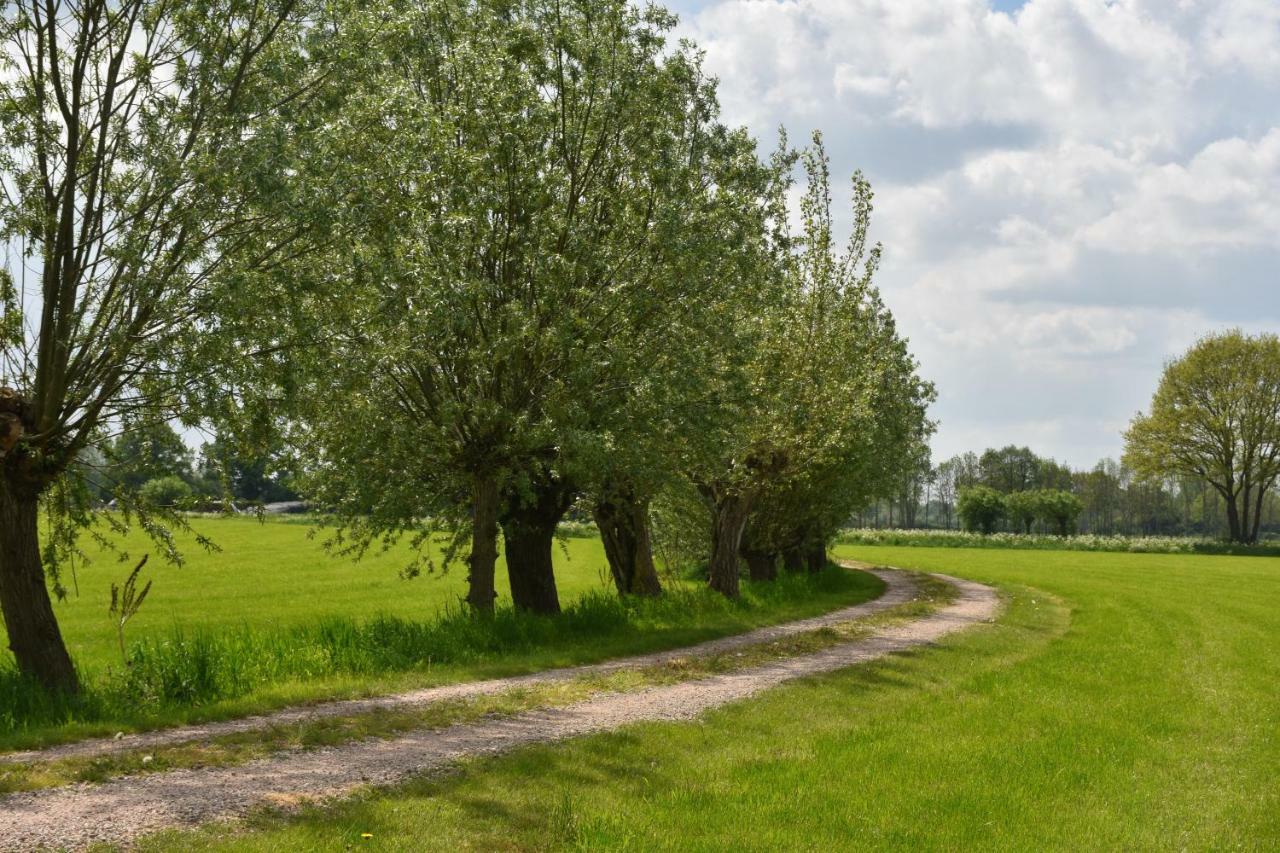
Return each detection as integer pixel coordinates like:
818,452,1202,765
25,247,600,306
673,0,1280,466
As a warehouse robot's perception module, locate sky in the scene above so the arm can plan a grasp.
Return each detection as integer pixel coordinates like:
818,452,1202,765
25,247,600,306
664,0,1280,469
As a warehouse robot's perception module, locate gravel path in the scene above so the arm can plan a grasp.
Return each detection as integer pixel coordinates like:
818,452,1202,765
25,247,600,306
0,570,998,851
1,564,916,768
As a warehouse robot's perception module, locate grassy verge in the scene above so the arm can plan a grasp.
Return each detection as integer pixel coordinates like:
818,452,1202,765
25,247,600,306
1,565,883,752
2,571,950,795
134,547,1278,852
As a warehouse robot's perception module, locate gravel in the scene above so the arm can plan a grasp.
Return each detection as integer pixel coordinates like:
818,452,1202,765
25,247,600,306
0,565,917,768
0,569,998,851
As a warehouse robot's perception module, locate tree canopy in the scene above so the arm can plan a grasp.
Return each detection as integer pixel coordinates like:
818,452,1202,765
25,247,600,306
1125,330,1280,544
0,0,321,691
0,0,936,692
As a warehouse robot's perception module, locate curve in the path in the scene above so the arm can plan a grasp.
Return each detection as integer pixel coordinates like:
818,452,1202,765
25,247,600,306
0,571,999,852
2,565,916,767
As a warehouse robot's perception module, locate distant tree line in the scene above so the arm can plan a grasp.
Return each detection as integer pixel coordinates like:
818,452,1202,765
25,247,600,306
856,444,1280,540
856,332,1280,543
82,422,299,509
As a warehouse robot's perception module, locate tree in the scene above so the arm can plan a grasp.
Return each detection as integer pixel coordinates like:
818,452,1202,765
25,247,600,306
0,0,315,691
957,486,1005,534
198,434,297,504
1036,489,1083,536
728,135,934,589
286,0,769,613
1125,331,1280,544
1005,490,1038,534
979,446,1041,493
108,423,194,492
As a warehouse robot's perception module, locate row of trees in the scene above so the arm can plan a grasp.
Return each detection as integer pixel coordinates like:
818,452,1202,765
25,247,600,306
0,0,931,692
92,422,297,506
956,486,1083,536
858,448,1280,538
857,332,1280,542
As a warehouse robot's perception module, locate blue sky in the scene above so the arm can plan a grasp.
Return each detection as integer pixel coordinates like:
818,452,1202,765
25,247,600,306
672,0,1280,468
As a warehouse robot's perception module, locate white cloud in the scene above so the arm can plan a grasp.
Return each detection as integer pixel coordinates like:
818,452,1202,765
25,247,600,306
678,0,1280,467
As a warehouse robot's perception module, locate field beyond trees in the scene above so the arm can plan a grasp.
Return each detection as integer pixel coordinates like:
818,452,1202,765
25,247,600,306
0,518,881,750
134,545,1280,852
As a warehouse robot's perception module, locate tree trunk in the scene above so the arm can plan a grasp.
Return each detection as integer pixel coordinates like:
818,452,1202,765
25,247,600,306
501,476,574,615
1250,485,1267,544
782,546,805,574
707,493,751,599
465,474,500,615
594,489,662,597
1240,482,1252,545
742,549,777,582
0,480,79,693
1224,490,1243,542
804,543,826,573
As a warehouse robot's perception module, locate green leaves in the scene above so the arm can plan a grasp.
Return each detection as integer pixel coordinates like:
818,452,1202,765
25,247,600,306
727,132,934,556
1124,330,1280,543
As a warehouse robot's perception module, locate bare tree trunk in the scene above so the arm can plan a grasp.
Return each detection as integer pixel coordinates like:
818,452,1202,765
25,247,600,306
706,493,751,599
502,517,561,614
0,479,79,693
782,546,805,574
465,474,500,614
501,475,575,614
1241,481,1253,545
594,487,662,597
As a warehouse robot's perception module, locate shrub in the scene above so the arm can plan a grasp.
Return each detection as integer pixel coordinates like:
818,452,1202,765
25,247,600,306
138,475,194,508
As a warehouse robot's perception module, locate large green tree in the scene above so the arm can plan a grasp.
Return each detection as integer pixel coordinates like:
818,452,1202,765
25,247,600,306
0,0,316,691
107,422,193,492
701,134,933,595
287,0,769,614
1125,330,1280,544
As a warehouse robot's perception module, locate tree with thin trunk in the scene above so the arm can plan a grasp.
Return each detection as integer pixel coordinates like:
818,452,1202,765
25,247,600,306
1124,330,1280,544
0,0,314,692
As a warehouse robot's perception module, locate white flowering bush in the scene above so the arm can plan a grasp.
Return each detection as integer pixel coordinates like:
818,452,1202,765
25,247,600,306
835,527,1280,555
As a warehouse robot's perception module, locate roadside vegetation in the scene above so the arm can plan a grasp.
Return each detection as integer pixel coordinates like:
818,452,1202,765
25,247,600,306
0,0,932,701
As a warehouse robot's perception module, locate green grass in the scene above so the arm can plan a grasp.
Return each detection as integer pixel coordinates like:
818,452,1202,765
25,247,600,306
37,516,610,674
0,518,885,751
3,574,951,796
138,546,1279,852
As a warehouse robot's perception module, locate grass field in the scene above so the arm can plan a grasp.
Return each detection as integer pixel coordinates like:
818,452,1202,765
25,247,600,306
38,516,609,674
0,518,883,750
141,546,1280,852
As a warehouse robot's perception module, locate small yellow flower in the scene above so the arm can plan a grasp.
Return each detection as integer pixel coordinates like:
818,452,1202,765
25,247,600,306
360,833,374,840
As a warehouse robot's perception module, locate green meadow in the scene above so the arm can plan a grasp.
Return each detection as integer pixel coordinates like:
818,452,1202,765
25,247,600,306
139,546,1279,852
43,516,610,673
